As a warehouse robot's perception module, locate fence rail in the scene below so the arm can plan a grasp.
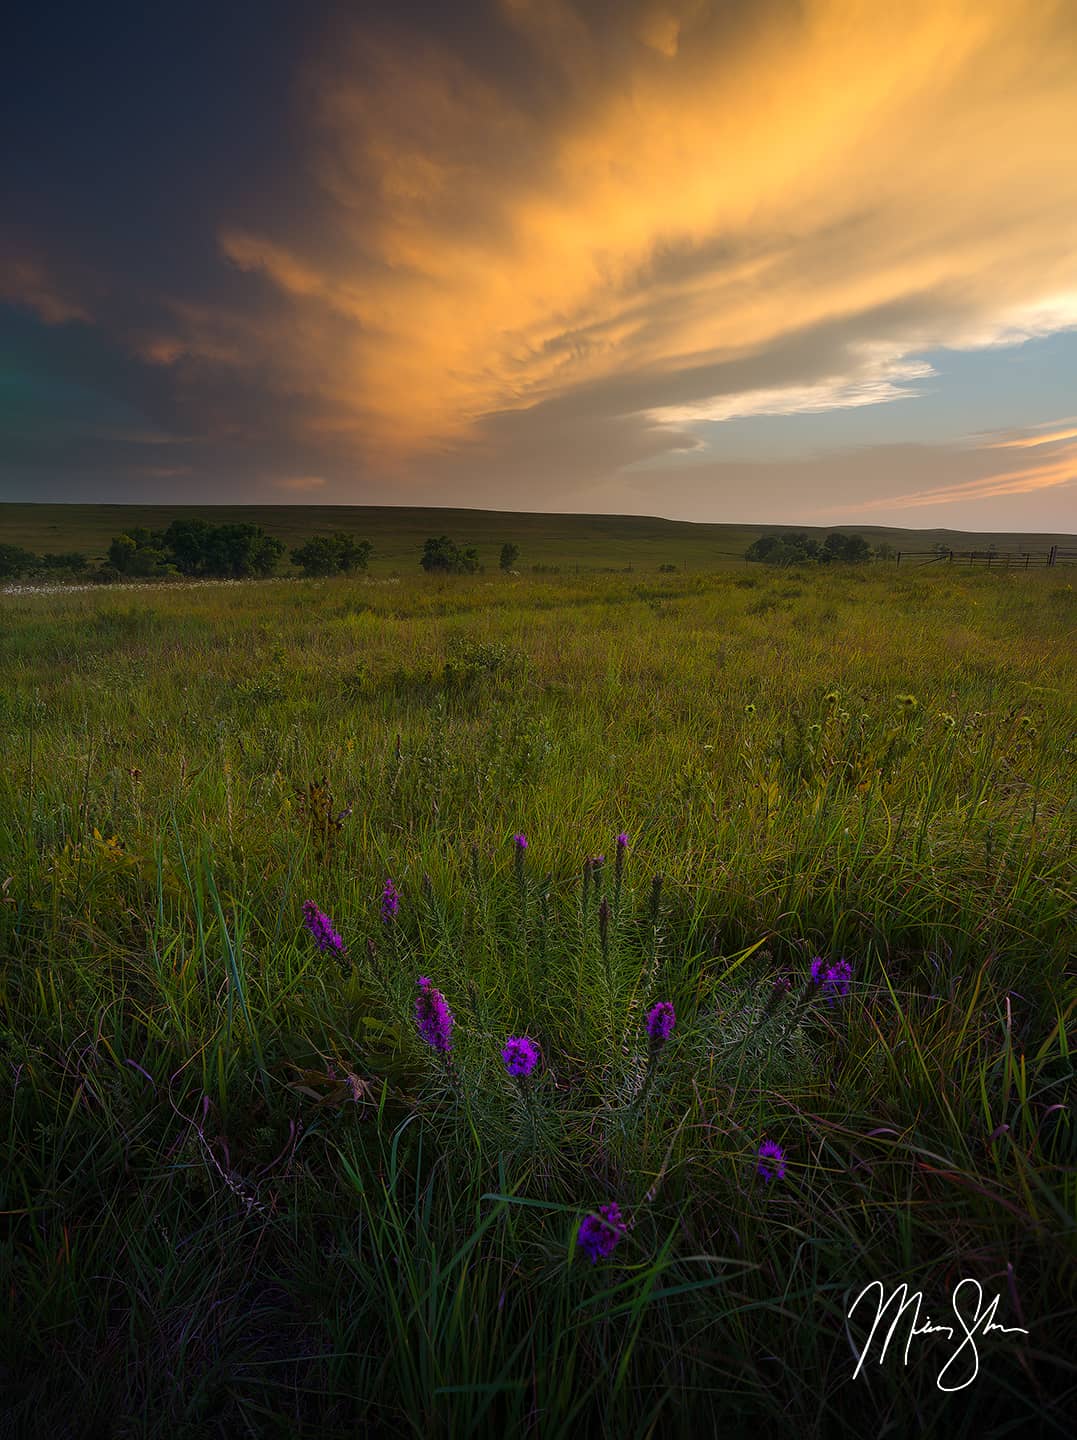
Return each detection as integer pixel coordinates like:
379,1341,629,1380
894,546,1074,568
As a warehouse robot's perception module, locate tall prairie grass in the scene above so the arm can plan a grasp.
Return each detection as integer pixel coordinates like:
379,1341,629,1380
1,566,1074,1437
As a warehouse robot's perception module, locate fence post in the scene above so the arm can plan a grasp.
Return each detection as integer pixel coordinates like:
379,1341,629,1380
1049,544,1057,567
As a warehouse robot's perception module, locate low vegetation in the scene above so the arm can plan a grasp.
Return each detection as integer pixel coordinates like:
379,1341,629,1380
1,561,1074,1436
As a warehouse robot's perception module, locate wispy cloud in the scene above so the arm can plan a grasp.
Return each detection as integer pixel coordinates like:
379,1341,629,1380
984,424,1077,450
0,254,91,326
834,431,1077,513
648,358,935,425
6,1,1077,522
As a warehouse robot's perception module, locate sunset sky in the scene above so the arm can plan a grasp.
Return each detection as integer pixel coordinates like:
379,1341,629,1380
3,0,1076,529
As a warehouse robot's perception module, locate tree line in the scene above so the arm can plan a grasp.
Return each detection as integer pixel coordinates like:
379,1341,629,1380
743,531,887,566
0,524,522,582
0,521,893,584
0,522,368,582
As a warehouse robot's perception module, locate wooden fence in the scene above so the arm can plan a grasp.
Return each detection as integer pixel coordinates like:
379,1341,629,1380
893,546,1075,568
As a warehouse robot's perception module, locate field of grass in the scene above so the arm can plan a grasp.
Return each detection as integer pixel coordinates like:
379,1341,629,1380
1,561,1074,1437
2,500,1073,574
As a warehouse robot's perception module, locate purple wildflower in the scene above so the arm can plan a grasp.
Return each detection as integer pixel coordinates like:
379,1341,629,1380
756,1139,787,1183
577,1202,627,1264
513,833,528,851
302,901,345,957
381,878,399,924
502,1035,540,1078
415,977,454,1053
616,832,629,852
809,956,826,986
822,959,853,1004
645,1001,676,1051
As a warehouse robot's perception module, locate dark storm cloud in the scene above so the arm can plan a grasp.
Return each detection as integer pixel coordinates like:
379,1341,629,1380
2,1,1076,524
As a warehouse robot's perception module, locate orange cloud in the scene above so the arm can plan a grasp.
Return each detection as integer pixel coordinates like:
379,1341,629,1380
839,438,1077,513
985,425,1077,450
197,0,1077,470
0,256,91,326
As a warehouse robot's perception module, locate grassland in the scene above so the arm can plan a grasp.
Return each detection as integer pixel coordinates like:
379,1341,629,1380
1,560,1075,1437
2,500,1072,574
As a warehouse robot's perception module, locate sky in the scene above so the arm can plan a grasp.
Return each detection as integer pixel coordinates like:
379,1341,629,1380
3,0,1076,531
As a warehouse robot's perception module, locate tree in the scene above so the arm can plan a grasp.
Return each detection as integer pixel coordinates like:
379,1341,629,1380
499,542,520,572
744,533,820,566
201,523,284,578
745,531,871,566
819,532,871,564
160,519,214,575
104,521,284,579
107,532,172,577
875,541,896,561
157,519,284,578
420,536,480,574
40,552,89,572
0,544,39,578
334,534,373,574
842,534,872,564
292,533,373,578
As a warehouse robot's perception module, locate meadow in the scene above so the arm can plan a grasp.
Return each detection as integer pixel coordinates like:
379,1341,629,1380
1,560,1074,1437
2,500,1069,575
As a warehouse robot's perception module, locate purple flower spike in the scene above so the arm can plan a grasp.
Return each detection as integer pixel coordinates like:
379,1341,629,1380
502,1035,540,1078
645,1001,676,1051
809,957,826,986
415,977,454,1053
513,833,528,851
616,832,629,852
381,878,399,924
302,901,345,957
577,1202,627,1264
822,959,853,1004
756,1139,786,1183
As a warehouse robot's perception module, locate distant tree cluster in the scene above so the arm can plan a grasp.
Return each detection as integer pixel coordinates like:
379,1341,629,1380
291,533,373,577
101,522,286,580
420,536,481,574
0,544,90,579
744,531,874,566
87,522,375,583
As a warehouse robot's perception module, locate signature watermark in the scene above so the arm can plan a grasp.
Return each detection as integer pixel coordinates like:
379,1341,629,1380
848,1278,1029,1392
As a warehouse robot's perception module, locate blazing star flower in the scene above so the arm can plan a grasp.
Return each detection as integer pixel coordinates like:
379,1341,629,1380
577,1202,627,1264
809,956,826,986
415,977,454,1053
822,959,853,1004
513,833,528,851
302,901,345,957
756,1139,786,1183
616,832,629,852
381,878,399,924
502,1035,540,1078
645,1001,676,1051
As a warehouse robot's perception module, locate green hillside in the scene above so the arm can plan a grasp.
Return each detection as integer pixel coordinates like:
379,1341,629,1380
1,502,1072,575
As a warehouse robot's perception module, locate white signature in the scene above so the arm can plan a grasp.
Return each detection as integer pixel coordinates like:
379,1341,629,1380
848,1278,1029,1392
